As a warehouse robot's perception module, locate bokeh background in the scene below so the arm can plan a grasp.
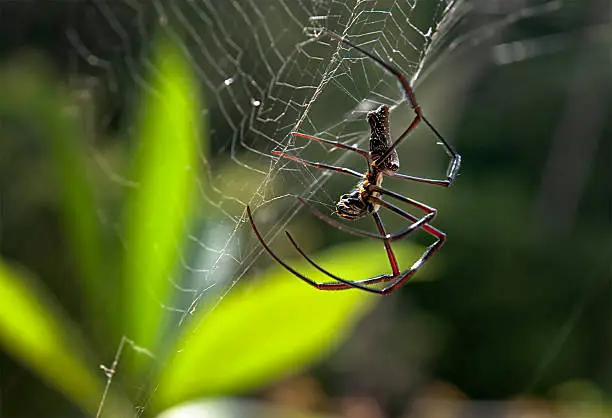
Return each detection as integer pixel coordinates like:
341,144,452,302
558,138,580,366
0,1,610,417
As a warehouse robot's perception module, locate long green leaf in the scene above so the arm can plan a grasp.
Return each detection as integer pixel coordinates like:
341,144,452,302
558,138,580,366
0,260,102,415
0,59,105,335
123,36,201,372
153,240,421,410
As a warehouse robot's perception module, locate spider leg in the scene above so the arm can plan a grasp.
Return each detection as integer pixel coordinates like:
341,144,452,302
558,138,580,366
248,206,392,290
325,31,461,186
291,132,370,162
373,211,400,276
285,231,398,288
376,105,460,187
379,116,461,186
287,215,446,295
374,221,446,294
296,195,434,242
372,197,436,238
370,185,437,216
273,151,363,179
421,117,462,183
389,172,456,187
334,227,446,295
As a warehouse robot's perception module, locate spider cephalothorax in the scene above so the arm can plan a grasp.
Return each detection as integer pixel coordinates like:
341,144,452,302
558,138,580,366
335,178,382,220
247,30,461,295
336,189,371,220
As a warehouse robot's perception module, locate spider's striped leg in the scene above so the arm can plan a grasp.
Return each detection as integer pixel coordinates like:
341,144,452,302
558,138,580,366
291,132,370,162
273,151,363,179
248,206,394,290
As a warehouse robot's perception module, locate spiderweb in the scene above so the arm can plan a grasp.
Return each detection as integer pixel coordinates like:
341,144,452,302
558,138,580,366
64,0,463,315
52,0,608,414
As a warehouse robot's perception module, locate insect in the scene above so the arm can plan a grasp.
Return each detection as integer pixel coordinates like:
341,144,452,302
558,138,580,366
247,30,461,295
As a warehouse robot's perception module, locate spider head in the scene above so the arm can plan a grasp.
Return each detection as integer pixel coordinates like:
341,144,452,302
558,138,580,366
336,190,370,220
367,105,400,174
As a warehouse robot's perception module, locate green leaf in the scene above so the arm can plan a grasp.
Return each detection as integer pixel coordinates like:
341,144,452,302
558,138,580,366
0,58,105,333
152,239,421,411
123,35,202,372
0,260,102,415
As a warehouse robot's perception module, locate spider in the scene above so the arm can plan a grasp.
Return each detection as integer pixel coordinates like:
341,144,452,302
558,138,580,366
247,31,461,295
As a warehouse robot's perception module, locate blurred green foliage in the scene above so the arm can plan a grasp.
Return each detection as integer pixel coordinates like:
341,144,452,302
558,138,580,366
0,33,382,416
0,260,104,415
122,34,201,376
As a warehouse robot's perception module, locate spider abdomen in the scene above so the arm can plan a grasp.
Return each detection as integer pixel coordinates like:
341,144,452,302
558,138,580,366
368,105,400,174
